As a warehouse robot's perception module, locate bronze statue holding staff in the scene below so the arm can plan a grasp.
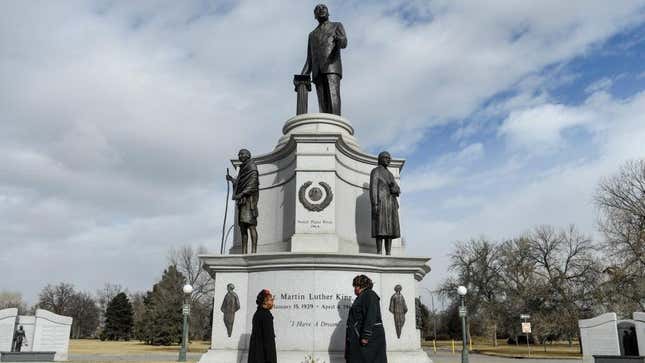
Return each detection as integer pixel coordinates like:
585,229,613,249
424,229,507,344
226,149,259,254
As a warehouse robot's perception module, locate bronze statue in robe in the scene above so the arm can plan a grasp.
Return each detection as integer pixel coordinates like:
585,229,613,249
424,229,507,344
389,285,407,339
370,151,400,255
220,283,240,337
226,149,259,254
301,4,347,115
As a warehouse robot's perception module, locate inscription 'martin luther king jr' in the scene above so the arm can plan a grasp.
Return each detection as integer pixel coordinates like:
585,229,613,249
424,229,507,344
301,4,347,115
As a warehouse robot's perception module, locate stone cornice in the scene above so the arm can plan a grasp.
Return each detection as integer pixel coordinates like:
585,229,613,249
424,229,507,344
231,133,405,171
200,253,431,281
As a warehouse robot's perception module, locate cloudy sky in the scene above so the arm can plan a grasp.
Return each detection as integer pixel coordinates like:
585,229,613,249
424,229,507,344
1,0,644,304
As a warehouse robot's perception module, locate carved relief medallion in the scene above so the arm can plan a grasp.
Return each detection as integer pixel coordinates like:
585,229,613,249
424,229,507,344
298,181,333,212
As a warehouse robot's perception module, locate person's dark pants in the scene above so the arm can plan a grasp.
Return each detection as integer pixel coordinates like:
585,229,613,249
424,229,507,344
314,74,341,115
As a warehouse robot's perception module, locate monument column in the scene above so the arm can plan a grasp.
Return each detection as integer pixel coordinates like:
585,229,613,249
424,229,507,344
290,139,339,252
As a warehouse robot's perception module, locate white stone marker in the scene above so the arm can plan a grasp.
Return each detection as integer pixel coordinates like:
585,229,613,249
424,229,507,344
635,312,645,357
31,309,73,361
579,313,620,363
0,308,18,352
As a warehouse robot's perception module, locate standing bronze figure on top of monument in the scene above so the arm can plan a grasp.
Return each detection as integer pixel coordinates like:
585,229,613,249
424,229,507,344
300,4,347,116
226,149,259,254
370,151,401,255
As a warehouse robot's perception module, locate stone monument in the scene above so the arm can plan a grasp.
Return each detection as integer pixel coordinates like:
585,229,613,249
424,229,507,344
198,4,431,362
0,309,17,352
0,309,72,362
636,312,645,361
579,312,645,363
579,313,621,363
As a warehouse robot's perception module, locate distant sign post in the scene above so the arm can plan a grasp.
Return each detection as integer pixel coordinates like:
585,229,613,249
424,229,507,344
520,314,531,357
522,322,531,333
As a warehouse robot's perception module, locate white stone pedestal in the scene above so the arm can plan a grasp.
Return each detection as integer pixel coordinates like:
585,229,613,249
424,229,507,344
198,253,431,363
227,113,406,256
203,113,433,362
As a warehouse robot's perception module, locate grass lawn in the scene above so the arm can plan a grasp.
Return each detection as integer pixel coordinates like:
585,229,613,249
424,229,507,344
422,339,582,359
69,339,210,362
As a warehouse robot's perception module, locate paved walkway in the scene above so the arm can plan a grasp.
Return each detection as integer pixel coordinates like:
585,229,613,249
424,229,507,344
426,350,582,363
69,351,582,362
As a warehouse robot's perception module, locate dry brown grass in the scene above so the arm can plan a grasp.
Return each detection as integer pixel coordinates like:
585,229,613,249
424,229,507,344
421,338,582,358
69,339,210,354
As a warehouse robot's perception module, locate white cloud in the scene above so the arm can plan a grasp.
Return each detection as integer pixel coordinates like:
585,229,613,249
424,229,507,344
0,0,643,302
411,90,645,290
499,103,595,150
585,77,614,94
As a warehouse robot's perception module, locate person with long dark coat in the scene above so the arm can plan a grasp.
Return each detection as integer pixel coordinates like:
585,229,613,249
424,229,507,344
248,289,277,363
370,151,400,255
345,275,387,363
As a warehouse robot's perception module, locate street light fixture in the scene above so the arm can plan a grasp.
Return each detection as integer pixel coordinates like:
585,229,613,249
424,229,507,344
457,285,469,363
178,284,193,362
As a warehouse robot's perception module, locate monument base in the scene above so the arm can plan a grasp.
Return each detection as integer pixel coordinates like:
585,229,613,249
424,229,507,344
199,253,431,363
198,348,432,363
0,351,56,362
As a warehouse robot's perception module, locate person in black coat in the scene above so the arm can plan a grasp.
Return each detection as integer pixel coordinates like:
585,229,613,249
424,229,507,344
345,275,387,363
248,289,277,363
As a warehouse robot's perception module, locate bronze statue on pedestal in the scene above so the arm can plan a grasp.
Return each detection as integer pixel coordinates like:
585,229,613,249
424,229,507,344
300,4,347,116
369,151,401,255
226,149,259,254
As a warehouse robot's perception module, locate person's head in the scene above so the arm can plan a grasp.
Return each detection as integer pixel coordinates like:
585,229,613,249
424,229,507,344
238,149,251,163
256,289,274,309
227,283,235,292
18,325,23,331
394,284,402,293
314,4,329,23
378,151,391,167
352,274,373,296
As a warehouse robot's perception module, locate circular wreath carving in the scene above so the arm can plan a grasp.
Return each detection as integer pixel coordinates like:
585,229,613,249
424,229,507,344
299,181,333,212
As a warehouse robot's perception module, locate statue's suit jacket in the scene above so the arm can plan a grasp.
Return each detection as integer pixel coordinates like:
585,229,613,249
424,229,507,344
304,21,347,83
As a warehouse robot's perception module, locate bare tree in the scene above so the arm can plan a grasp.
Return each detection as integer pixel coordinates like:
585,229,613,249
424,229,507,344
168,245,214,303
0,291,28,314
37,283,76,314
96,283,125,333
96,283,124,314
439,225,602,346
595,159,645,311
526,225,600,344
168,245,215,340
68,292,100,339
440,238,503,345
37,283,100,338
496,237,536,343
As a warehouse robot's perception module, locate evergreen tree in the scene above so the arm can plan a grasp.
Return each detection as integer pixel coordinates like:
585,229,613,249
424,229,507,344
136,265,186,345
101,292,134,341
